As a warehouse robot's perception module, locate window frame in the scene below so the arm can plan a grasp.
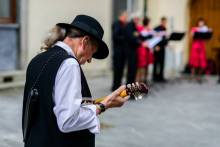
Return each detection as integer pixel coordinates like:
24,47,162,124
0,0,16,24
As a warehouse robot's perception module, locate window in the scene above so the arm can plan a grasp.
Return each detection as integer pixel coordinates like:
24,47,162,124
112,0,141,21
0,0,16,23
112,0,127,21
127,0,138,15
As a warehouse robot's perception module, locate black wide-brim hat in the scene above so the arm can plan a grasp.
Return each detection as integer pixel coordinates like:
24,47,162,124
56,15,109,59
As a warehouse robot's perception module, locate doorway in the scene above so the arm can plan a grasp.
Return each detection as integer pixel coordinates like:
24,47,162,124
190,0,220,67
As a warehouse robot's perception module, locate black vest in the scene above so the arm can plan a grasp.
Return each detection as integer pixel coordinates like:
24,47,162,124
22,46,95,147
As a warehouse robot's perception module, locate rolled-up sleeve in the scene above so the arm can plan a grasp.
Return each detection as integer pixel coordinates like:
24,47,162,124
53,58,100,134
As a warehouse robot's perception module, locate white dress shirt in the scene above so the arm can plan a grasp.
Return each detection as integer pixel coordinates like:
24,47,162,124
52,41,100,134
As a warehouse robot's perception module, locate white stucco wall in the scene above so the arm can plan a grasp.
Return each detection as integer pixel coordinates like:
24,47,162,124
27,0,112,75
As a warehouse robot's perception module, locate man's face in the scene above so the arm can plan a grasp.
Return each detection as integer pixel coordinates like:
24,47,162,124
78,36,98,64
133,17,140,25
161,19,167,27
119,12,128,23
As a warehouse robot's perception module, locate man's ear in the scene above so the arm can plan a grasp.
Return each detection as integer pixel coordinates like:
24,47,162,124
82,36,89,46
78,37,85,49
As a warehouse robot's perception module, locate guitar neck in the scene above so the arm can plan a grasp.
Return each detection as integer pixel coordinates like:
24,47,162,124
94,90,128,103
92,82,149,104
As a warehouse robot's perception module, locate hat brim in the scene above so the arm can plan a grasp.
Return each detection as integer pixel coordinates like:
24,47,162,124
56,23,109,59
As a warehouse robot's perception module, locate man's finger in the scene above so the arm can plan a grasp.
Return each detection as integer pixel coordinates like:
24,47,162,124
114,85,126,95
123,96,130,101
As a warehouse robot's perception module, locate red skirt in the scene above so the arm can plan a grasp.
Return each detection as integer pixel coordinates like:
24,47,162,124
189,39,207,69
137,46,154,68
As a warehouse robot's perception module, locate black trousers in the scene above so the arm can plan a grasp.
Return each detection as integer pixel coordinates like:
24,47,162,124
153,47,165,81
126,49,137,84
112,48,137,91
112,47,127,91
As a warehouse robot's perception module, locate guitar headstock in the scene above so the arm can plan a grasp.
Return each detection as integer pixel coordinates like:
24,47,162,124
126,82,149,100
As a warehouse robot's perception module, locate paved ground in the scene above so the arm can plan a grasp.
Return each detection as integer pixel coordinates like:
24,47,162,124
0,75,220,147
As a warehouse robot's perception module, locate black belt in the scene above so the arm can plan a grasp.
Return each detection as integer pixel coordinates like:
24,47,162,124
81,99,95,105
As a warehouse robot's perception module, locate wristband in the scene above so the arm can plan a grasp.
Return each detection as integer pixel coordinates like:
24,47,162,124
96,103,106,113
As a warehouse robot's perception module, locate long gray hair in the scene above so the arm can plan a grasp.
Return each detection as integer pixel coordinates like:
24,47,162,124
40,25,85,50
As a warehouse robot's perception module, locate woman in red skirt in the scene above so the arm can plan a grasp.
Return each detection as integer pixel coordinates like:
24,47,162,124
136,17,154,83
189,18,210,82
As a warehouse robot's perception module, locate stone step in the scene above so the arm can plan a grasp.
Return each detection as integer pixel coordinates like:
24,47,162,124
0,70,25,89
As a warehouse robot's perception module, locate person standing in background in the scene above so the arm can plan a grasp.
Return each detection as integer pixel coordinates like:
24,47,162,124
136,17,154,83
125,13,141,84
111,11,128,91
153,17,168,83
189,18,209,83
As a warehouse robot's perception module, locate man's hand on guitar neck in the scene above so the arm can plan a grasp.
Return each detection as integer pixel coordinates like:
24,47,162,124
99,85,129,110
94,82,148,114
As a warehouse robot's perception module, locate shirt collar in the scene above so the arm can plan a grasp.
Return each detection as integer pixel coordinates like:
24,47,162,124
55,41,76,57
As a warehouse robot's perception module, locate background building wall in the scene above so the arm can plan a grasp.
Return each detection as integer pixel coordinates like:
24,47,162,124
26,0,191,76
27,0,112,75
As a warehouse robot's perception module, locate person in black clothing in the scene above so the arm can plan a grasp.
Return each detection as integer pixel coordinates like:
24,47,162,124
125,14,141,84
153,17,168,82
22,15,129,147
111,11,128,91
